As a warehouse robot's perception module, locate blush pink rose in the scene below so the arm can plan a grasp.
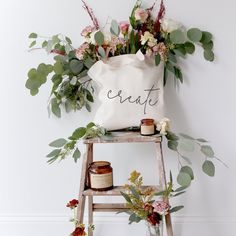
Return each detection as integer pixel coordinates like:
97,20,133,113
134,8,149,23
153,201,170,215
81,25,95,37
119,21,129,34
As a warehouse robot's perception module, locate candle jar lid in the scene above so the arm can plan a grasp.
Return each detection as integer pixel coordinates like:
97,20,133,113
141,118,154,125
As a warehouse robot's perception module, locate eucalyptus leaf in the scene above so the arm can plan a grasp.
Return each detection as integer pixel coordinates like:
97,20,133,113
94,31,104,46
200,31,212,44
184,42,195,54
30,88,39,96
170,30,185,44
69,59,83,75
180,166,194,180
168,52,177,63
204,50,214,61
129,213,142,224
72,148,81,162
51,98,61,118
179,133,194,140
65,36,72,44
168,140,178,151
29,40,36,48
166,131,179,141
72,127,86,139
201,145,214,157
49,138,67,147
29,32,37,38
202,160,215,177
155,53,161,66
87,122,96,129
187,28,202,42
47,149,61,157
54,61,64,75
110,19,120,36
203,41,213,50
98,46,106,58
196,138,208,143
177,172,191,187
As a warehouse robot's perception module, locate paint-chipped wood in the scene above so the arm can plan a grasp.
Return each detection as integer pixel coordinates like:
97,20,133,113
83,185,161,196
84,132,162,144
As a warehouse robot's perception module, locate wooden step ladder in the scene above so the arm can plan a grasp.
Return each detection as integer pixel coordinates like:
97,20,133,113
76,132,174,236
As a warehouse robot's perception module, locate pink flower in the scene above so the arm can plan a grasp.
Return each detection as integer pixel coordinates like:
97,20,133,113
153,42,167,60
153,201,170,215
109,36,126,55
75,42,90,60
119,21,129,34
81,25,95,37
134,8,149,23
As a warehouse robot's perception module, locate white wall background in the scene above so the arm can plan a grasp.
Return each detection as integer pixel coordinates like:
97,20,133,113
0,0,236,235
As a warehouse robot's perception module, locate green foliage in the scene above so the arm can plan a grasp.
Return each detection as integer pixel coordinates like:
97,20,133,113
94,31,104,46
170,30,185,44
202,160,215,177
26,33,96,117
46,123,109,164
187,28,202,42
155,53,161,66
110,20,120,36
165,131,220,188
121,171,185,224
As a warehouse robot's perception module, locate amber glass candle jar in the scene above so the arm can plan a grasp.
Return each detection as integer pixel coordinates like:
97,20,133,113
88,161,113,191
140,118,155,136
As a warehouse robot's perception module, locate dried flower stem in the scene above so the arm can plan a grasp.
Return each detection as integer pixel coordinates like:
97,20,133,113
81,0,100,30
154,0,166,33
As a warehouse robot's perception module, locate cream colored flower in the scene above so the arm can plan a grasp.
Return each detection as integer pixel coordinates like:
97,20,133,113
134,8,149,23
156,118,171,135
141,31,157,47
160,18,182,33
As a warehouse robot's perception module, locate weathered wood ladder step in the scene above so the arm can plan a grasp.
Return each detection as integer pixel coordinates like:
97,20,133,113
76,132,174,236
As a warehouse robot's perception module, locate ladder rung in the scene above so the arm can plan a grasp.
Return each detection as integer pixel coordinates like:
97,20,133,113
93,203,128,212
83,185,161,196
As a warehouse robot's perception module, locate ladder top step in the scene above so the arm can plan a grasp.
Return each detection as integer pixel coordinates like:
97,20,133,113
84,132,162,144
83,185,161,196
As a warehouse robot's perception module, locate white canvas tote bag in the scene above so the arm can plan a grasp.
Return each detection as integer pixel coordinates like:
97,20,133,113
88,53,164,130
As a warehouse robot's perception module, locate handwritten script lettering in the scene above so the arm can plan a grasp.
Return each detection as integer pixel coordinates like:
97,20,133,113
107,85,160,114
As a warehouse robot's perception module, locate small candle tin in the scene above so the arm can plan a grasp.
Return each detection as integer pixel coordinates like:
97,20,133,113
88,161,113,191
140,118,155,136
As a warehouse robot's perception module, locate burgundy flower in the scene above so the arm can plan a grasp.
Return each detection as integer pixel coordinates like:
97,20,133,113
147,212,161,226
71,226,85,236
66,199,79,209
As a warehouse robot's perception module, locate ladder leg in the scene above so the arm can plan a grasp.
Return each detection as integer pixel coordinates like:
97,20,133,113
77,144,93,224
87,144,94,236
156,142,174,236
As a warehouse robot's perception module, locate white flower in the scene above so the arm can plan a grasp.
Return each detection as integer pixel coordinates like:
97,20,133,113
141,31,157,47
156,118,171,135
160,18,182,33
134,8,149,23
86,30,99,45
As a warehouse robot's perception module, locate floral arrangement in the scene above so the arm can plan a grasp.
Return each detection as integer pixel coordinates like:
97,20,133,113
26,0,214,117
66,199,94,236
120,171,185,232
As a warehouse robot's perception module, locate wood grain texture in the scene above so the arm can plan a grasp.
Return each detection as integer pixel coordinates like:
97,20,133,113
84,132,162,144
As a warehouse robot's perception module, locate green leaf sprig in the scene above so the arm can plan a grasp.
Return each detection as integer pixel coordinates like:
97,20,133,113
46,122,108,164
165,131,227,187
